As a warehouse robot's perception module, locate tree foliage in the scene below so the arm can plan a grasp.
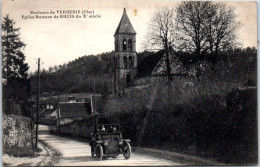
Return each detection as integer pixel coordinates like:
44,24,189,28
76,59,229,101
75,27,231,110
2,15,30,116
174,2,240,64
102,47,257,164
145,7,175,50
29,52,115,96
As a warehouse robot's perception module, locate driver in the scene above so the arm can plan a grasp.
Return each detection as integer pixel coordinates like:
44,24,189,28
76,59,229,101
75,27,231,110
101,125,106,132
113,126,117,132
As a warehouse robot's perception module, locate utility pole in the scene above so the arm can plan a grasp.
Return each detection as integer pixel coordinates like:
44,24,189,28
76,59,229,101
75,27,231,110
93,78,97,128
57,93,60,134
35,58,40,148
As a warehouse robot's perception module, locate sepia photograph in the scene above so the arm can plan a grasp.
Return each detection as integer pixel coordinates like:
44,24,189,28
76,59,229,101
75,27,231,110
1,0,257,166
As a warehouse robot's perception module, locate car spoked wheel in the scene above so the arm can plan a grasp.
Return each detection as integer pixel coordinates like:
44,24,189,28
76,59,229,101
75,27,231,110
95,145,103,161
123,142,131,159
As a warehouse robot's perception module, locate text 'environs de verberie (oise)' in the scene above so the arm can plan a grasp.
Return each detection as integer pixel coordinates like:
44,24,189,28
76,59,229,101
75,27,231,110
21,10,101,20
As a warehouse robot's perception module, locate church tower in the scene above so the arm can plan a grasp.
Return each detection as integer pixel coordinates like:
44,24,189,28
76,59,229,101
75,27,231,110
113,8,137,94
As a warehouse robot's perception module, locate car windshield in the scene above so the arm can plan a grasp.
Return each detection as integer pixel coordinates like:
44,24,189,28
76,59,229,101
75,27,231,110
97,124,120,134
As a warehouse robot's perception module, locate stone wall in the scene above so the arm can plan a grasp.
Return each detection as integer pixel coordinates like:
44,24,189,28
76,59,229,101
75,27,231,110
2,114,34,156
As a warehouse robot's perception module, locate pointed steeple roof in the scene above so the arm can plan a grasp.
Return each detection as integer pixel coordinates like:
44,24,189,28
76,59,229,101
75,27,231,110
114,8,136,36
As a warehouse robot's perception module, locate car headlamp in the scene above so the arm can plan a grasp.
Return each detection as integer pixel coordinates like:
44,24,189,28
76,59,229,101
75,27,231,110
118,139,123,145
125,139,131,142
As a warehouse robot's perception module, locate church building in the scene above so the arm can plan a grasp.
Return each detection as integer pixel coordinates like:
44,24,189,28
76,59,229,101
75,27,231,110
113,8,192,95
113,8,137,94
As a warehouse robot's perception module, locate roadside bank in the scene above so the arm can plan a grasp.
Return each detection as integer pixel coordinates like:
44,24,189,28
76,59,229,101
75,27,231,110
3,141,61,166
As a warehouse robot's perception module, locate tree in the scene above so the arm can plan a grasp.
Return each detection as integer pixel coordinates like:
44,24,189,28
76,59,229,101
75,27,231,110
48,66,53,73
145,7,175,82
174,2,239,64
207,3,239,63
175,2,211,58
144,8,179,128
2,15,29,115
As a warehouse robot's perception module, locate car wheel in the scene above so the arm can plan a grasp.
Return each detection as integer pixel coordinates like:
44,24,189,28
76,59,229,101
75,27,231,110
123,142,131,159
95,145,103,161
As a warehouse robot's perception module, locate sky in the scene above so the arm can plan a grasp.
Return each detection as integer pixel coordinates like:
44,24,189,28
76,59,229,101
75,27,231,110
2,0,257,72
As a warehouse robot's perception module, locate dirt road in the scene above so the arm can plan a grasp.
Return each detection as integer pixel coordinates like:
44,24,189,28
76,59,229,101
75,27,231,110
39,125,182,166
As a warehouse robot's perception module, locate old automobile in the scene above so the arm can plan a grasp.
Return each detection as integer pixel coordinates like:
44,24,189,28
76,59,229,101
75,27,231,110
89,124,131,160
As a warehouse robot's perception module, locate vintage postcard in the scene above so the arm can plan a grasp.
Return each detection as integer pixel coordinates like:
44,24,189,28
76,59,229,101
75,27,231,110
1,0,257,166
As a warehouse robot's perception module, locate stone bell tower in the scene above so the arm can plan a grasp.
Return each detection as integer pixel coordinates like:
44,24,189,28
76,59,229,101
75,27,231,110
113,8,137,95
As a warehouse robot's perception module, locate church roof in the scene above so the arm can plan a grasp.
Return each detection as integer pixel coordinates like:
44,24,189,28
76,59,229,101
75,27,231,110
136,48,189,78
136,50,166,78
114,8,136,36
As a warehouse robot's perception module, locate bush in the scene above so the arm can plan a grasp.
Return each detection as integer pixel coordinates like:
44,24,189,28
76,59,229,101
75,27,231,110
102,84,257,164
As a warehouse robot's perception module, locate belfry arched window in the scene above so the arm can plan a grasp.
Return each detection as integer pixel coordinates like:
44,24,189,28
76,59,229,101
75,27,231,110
123,39,127,51
123,56,127,68
128,39,132,52
129,56,133,68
